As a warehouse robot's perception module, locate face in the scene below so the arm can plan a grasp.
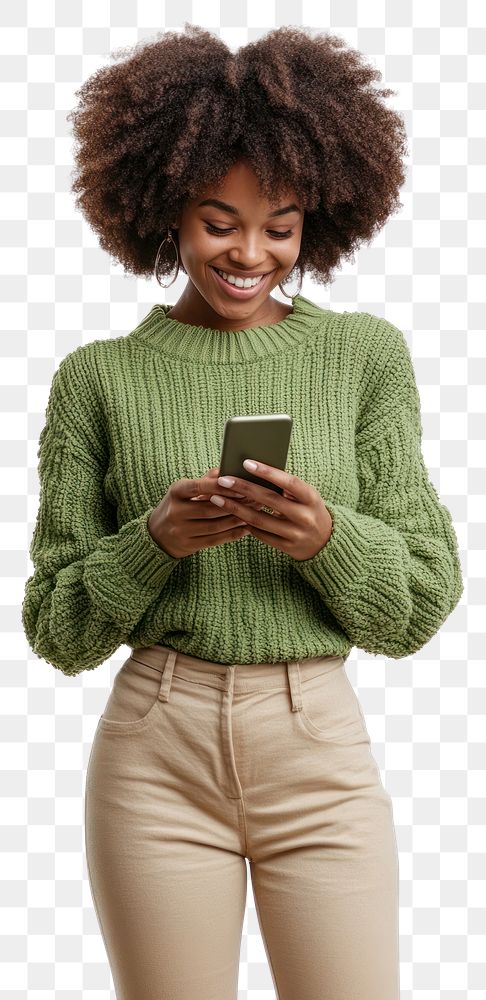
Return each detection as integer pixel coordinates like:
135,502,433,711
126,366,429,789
168,159,304,330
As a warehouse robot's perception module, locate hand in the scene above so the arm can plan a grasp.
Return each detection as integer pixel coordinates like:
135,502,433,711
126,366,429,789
147,468,258,559
207,459,334,561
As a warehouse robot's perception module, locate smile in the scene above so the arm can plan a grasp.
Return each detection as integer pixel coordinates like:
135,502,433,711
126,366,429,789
209,265,274,299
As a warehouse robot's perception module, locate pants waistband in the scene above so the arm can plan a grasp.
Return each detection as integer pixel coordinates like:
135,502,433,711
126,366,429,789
129,643,347,708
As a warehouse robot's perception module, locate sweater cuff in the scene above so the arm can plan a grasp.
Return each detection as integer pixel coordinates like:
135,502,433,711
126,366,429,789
116,508,181,590
291,501,381,595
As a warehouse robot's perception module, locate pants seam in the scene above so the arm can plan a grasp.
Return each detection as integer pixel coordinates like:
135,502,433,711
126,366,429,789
85,768,114,992
251,874,281,1000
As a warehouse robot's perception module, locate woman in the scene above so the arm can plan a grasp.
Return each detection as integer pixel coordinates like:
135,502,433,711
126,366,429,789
22,24,463,1000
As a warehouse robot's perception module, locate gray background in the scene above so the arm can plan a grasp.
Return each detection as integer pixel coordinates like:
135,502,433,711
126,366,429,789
3,0,481,997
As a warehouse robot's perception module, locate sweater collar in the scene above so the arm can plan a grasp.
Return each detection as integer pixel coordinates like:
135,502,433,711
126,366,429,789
128,294,327,363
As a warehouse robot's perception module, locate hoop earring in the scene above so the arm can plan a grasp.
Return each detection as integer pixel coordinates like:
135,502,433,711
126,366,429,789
154,225,180,288
278,264,303,299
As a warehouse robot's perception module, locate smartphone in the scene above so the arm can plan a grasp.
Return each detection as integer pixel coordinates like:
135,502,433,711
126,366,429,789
218,414,293,497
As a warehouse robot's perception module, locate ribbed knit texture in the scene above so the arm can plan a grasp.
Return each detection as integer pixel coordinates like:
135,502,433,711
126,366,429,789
22,294,463,675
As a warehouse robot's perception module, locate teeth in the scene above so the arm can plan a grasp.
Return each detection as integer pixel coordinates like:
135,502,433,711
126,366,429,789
214,268,264,289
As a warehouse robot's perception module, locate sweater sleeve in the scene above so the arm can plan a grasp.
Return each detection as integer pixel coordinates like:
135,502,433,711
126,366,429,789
291,317,464,659
22,349,181,676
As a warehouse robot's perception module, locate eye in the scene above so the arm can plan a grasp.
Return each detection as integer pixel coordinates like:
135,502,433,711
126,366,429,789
205,224,293,239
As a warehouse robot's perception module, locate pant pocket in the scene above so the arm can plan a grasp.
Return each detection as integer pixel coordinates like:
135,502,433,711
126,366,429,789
98,655,163,734
297,662,370,745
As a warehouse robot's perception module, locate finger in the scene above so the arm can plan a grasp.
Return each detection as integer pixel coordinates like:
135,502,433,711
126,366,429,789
214,475,288,515
195,489,265,510
196,469,246,496
209,494,289,529
241,459,304,500
190,490,246,501
187,472,252,500
182,474,224,499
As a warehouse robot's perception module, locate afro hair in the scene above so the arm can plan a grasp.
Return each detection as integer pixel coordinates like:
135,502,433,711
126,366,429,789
66,23,409,287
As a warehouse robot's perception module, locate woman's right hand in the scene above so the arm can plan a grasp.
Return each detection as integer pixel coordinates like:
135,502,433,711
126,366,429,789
147,468,261,558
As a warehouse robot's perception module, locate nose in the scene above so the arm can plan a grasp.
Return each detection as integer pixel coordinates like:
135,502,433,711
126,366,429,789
226,235,274,270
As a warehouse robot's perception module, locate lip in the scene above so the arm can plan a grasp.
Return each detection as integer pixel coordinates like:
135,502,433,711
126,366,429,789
209,265,274,299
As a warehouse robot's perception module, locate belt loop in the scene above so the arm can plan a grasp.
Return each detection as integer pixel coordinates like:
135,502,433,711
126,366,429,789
286,661,303,712
158,649,177,703
224,664,236,696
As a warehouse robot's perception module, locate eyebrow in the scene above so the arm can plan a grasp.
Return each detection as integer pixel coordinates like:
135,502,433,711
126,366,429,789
197,198,301,218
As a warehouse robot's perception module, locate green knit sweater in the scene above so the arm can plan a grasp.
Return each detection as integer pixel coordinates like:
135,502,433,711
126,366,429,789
22,294,463,675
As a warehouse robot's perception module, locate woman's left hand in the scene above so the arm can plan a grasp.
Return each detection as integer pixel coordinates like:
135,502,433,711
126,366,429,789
204,459,334,561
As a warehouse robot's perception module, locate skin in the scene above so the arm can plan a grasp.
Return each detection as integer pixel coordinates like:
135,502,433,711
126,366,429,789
148,159,333,552
166,157,305,331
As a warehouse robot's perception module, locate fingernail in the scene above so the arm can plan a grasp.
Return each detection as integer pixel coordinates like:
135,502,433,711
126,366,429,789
243,459,258,471
210,495,225,507
218,476,235,487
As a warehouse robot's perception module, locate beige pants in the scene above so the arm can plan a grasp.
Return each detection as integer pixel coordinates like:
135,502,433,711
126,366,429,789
85,644,400,1000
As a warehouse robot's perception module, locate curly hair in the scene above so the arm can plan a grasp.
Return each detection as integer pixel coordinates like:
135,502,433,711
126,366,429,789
66,23,409,287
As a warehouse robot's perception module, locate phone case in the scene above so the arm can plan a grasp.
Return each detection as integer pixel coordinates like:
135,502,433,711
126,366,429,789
219,414,293,497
